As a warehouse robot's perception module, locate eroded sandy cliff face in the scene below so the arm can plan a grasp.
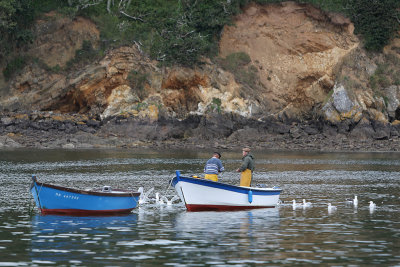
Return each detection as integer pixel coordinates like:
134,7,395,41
0,2,361,121
219,2,358,120
1,1,400,146
30,12,100,68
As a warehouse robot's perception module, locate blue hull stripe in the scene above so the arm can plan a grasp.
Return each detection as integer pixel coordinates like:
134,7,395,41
172,176,281,196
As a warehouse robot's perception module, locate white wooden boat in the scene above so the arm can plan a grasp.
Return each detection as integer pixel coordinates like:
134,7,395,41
172,171,282,211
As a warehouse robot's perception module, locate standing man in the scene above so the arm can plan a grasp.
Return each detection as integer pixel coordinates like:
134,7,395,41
204,152,224,182
236,147,255,187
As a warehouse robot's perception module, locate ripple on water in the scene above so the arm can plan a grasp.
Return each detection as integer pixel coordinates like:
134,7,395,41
0,150,400,265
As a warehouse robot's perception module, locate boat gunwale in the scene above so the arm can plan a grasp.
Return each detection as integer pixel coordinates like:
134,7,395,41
32,179,140,197
173,176,282,195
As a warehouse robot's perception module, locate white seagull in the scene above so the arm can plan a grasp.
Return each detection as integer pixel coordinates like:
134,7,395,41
345,198,353,205
328,203,337,213
155,192,165,205
138,187,154,205
353,196,358,207
292,199,301,210
302,199,312,208
161,195,180,206
369,201,376,213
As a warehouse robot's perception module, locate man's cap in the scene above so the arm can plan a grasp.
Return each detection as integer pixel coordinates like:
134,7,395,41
242,147,251,152
214,152,222,158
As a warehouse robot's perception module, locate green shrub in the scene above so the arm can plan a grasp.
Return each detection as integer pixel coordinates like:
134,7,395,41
3,56,26,81
57,6,77,19
339,75,363,91
369,61,400,89
236,65,259,87
210,97,222,113
370,73,390,90
128,70,149,99
31,0,68,15
128,71,148,90
135,102,148,111
323,89,334,106
66,40,100,69
91,12,121,46
218,52,260,88
346,0,400,52
385,53,400,68
394,70,400,86
220,52,251,71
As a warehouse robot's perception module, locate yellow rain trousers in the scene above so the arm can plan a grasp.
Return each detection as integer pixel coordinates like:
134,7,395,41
204,174,218,182
240,169,252,187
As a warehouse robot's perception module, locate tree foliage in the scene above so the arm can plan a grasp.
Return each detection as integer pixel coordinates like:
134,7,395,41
346,0,400,51
73,0,241,66
1,0,399,69
70,0,400,64
0,0,34,62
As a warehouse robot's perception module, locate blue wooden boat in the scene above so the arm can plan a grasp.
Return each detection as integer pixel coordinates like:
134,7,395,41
30,175,140,215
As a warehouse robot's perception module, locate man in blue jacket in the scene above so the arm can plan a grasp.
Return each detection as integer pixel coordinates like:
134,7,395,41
204,152,224,182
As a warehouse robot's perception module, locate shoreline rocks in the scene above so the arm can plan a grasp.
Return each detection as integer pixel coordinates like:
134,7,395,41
0,111,399,152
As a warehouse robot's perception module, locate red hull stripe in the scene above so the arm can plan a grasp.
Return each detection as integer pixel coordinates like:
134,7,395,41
186,204,275,212
41,208,134,216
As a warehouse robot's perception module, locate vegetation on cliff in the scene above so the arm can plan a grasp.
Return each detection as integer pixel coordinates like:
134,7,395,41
1,0,399,79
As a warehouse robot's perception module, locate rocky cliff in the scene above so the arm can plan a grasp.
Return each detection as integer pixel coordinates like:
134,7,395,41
1,2,400,150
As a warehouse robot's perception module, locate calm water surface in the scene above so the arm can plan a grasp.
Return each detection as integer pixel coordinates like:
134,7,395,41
0,149,399,266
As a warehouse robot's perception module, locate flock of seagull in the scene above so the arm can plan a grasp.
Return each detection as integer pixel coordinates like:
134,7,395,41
137,187,378,214
292,195,377,213
138,187,180,206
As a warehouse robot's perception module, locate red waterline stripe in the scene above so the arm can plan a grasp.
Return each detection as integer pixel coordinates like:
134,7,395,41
186,204,275,212
40,208,135,216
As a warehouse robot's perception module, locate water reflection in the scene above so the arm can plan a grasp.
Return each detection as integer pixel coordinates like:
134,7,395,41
173,209,281,263
175,208,280,235
30,214,138,264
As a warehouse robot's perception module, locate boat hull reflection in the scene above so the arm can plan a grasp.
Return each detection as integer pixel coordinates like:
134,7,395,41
30,214,138,263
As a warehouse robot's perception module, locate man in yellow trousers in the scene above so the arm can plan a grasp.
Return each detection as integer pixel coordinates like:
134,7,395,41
236,147,255,187
204,152,224,182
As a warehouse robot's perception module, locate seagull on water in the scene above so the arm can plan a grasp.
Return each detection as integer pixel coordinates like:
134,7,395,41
353,196,358,207
292,199,301,210
328,203,337,213
345,198,353,205
369,201,376,213
155,192,165,205
162,195,180,206
138,187,154,205
302,199,312,208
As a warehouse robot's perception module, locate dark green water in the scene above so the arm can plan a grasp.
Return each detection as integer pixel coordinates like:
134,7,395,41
0,149,399,266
